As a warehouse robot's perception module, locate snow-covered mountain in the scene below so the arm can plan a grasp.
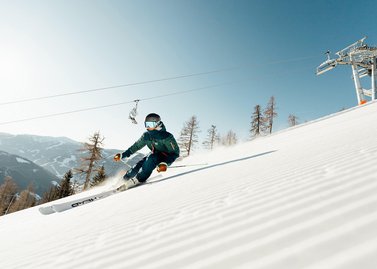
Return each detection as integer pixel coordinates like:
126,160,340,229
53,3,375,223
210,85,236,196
1,101,377,268
0,150,59,196
0,133,81,177
0,133,141,182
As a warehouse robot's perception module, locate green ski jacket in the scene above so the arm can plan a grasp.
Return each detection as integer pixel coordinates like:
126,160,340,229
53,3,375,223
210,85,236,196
122,122,179,159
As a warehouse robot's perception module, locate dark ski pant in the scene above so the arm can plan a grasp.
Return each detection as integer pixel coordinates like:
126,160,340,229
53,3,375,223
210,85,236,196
124,152,177,183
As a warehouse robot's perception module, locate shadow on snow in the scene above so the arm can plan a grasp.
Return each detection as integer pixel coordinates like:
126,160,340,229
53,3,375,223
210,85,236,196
147,150,276,185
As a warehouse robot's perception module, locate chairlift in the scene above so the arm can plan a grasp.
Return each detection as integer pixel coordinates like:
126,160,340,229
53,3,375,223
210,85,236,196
316,51,337,75
128,100,140,124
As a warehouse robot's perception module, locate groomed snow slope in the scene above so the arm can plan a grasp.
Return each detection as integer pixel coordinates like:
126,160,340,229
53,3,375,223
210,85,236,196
1,102,377,269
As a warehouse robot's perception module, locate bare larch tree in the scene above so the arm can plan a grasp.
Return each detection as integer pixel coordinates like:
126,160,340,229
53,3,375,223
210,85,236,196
0,176,18,215
222,130,238,146
178,115,200,157
76,131,104,190
288,114,299,127
203,125,219,150
263,96,278,134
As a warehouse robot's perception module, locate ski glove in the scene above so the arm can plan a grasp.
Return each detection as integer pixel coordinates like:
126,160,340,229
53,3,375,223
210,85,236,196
113,153,123,162
157,162,168,173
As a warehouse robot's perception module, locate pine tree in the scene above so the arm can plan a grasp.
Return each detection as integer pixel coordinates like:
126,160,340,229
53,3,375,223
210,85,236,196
8,184,36,213
39,171,75,205
288,114,299,127
250,104,265,138
76,131,105,190
0,176,18,215
178,115,200,157
263,96,278,134
91,166,106,187
202,125,219,150
57,170,75,198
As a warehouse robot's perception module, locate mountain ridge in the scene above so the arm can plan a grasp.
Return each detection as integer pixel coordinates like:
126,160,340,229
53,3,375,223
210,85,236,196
0,150,59,196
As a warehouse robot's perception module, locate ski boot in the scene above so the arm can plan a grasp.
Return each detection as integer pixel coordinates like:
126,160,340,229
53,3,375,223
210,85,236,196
117,177,141,191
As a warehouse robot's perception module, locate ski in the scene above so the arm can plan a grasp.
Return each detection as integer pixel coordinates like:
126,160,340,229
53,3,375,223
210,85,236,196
38,174,163,215
38,186,124,215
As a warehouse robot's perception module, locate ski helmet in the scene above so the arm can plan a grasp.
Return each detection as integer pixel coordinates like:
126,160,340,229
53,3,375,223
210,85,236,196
145,113,161,122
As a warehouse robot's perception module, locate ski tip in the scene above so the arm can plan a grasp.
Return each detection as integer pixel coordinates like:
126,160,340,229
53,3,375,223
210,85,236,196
116,184,128,192
38,206,55,215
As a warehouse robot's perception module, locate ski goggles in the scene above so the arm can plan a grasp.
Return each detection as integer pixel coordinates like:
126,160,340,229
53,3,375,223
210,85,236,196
145,121,159,129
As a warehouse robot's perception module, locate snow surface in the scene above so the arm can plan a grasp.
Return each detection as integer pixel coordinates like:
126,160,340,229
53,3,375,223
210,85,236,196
61,155,77,167
1,102,377,269
45,141,65,150
15,157,30,164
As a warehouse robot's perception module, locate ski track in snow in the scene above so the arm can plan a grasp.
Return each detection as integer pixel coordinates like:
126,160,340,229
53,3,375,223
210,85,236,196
1,102,377,268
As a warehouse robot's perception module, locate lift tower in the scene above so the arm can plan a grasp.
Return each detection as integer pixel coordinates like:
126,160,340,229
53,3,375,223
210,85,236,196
316,37,377,105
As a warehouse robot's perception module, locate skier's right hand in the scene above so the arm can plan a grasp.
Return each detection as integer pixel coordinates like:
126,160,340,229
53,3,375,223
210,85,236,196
113,153,122,162
157,162,168,172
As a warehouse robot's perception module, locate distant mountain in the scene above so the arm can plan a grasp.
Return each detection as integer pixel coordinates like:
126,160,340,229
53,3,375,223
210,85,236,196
0,133,143,184
0,150,59,196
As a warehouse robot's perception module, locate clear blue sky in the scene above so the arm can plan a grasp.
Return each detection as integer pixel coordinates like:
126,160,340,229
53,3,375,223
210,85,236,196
0,0,376,149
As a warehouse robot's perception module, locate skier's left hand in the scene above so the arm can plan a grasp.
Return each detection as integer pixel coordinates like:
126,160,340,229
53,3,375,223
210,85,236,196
157,162,168,172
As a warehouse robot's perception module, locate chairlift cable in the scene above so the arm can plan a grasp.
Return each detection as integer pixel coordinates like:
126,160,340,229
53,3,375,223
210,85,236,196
0,55,320,106
0,67,239,106
0,82,232,126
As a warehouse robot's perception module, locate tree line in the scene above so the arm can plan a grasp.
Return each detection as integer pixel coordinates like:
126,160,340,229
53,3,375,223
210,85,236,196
178,96,300,157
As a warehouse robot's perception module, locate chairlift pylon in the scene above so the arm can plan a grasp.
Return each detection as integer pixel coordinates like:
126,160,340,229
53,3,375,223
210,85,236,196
316,37,377,104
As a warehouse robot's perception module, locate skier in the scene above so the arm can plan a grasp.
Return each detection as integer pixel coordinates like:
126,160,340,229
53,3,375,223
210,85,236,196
113,113,180,189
